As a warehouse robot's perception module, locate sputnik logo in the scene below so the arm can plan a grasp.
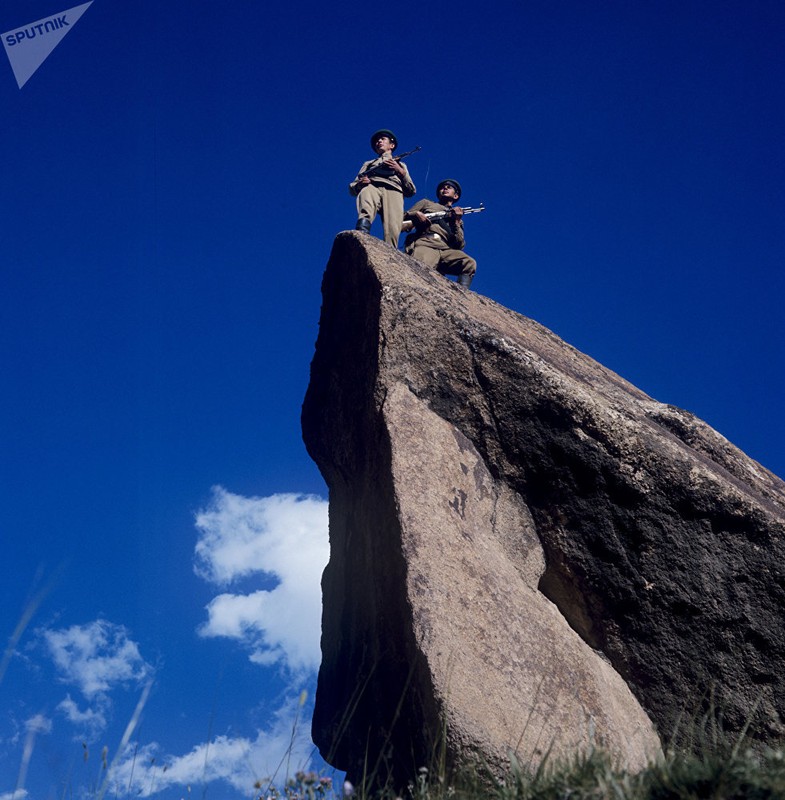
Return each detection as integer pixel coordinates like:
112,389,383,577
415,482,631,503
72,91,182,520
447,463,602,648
2,2,93,89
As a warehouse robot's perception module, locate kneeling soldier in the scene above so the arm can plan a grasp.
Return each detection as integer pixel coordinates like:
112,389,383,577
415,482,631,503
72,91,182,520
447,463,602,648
349,129,416,248
403,179,477,289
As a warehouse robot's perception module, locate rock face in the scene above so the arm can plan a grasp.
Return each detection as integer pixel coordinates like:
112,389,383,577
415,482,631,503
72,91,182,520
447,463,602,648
301,232,785,787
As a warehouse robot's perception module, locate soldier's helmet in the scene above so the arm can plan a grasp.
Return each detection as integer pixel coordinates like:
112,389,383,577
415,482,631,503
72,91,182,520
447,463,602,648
370,129,398,150
437,179,462,199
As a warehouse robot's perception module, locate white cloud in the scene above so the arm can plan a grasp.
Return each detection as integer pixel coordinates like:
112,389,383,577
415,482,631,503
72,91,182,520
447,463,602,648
106,693,315,798
57,694,108,737
0,790,28,800
42,620,152,699
194,488,329,673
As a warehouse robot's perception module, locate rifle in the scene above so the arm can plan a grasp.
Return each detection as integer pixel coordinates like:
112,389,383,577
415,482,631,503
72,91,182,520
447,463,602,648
400,203,485,232
355,145,422,180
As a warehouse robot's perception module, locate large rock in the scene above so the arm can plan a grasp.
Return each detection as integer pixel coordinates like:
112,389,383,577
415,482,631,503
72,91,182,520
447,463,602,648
301,232,785,788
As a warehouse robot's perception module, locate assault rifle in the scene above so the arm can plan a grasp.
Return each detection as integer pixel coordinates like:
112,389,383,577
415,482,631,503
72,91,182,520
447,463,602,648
355,145,422,180
400,203,485,233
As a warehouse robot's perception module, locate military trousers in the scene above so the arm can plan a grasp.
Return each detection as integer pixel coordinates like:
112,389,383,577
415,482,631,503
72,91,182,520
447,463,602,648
356,184,404,248
407,234,477,278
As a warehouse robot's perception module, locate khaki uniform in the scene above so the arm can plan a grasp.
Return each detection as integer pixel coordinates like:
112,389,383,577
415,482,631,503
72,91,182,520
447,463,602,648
403,199,477,280
350,155,416,247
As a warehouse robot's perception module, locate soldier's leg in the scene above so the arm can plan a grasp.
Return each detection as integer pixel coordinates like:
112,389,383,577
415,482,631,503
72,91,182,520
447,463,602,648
409,241,442,268
379,188,404,248
436,248,477,287
356,186,383,233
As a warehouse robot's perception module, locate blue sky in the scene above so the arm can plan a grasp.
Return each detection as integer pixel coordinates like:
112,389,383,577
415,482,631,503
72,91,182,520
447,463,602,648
1,1,783,798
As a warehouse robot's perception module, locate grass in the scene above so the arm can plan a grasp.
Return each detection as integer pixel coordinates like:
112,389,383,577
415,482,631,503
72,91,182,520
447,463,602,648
319,704,785,800
500,742,785,800
323,740,785,800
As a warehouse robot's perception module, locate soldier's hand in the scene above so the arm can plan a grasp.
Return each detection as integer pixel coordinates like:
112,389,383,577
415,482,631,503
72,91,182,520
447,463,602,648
451,207,464,220
387,159,405,176
358,176,371,186
413,211,431,231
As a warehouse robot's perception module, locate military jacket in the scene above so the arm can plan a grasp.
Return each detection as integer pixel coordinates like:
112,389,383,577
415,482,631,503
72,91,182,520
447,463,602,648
349,154,416,197
403,199,466,250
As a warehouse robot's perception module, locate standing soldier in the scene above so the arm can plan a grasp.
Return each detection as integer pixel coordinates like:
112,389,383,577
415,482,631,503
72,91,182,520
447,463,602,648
402,179,477,289
350,129,416,248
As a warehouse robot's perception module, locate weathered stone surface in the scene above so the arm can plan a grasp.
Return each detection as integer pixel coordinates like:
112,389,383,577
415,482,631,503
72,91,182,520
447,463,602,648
301,232,785,787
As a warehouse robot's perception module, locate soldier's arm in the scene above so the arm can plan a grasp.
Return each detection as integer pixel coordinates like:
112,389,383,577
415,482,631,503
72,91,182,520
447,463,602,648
403,199,426,218
401,200,430,233
398,163,416,197
349,161,373,196
448,209,466,249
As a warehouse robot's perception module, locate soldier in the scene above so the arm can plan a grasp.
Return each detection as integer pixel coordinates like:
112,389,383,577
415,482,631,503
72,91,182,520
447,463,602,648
349,129,416,248
403,179,477,289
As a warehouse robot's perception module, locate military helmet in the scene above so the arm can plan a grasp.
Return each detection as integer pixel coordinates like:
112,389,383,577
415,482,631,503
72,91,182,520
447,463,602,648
370,129,398,150
437,179,462,199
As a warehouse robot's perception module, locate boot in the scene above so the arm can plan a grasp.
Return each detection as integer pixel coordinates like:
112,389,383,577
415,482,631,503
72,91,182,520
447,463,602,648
458,273,473,289
355,218,371,234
